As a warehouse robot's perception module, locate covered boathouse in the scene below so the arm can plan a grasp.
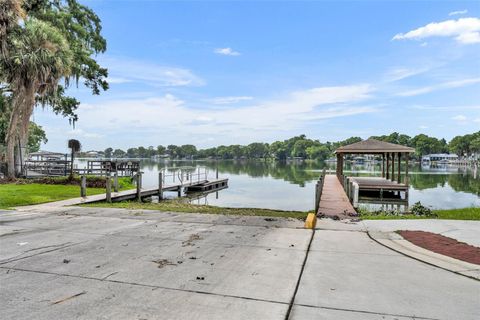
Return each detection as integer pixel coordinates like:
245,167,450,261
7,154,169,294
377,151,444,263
335,139,415,204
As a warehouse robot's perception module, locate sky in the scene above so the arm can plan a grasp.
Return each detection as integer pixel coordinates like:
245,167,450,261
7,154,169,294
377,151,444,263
33,0,480,152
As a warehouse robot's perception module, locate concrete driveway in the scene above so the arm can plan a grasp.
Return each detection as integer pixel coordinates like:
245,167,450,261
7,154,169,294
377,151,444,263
0,208,478,319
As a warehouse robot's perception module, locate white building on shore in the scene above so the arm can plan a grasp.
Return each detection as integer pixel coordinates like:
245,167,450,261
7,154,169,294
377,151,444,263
422,153,458,163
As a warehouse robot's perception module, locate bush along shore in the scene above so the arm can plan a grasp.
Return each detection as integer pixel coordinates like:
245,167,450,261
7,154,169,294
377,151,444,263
358,202,480,221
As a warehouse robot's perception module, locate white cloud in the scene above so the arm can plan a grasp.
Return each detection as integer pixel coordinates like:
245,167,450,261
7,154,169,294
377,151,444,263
72,84,375,144
214,47,241,56
409,104,480,111
449,10,468,16
452,115,467,121
208,96,253,105
68,128,104,139
101,56,205,87
397,77,480,96
385,67,429,82
474,118,480,123
392,17,480,44
107,77,132,84
419,125,429,129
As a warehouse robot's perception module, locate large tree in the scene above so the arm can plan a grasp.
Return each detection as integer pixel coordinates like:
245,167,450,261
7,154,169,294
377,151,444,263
3,18,73,177
0,0,108,177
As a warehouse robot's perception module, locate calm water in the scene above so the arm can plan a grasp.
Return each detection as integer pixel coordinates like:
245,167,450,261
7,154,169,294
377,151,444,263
78,159,480,211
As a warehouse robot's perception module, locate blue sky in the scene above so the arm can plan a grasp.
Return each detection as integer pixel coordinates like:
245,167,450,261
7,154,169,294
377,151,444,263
34,0,480,151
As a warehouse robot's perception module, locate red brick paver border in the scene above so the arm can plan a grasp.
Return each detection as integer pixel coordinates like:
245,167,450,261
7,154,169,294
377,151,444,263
398,230,480,265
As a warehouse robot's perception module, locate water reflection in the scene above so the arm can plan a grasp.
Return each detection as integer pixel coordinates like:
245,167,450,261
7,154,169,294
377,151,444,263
77,159,480,210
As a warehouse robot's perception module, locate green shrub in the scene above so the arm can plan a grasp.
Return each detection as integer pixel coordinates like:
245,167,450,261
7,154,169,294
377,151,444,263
410,201,436,217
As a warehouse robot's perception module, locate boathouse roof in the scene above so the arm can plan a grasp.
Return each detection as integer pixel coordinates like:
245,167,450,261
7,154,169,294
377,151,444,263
335,138,415,154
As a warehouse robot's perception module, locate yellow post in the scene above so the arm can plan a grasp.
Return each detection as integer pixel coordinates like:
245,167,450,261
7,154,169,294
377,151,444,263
304,213,317,229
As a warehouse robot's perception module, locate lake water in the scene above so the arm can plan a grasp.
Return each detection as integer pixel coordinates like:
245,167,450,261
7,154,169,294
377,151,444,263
85,159,479,212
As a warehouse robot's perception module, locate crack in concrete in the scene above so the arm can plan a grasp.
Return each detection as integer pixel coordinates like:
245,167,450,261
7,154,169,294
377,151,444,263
0,242,85,265
293,303,441,320
0,266,290,307
285,229,315,320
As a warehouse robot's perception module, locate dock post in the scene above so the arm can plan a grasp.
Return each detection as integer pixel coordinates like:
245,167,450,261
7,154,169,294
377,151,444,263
315,181,321,214
216,165,219,179
352,182,359,208
113,171,119,192
391,153,395,182
80,175,86,197
158,172,163,200
136,172,142,202
106,173,112,203
177,187,182,197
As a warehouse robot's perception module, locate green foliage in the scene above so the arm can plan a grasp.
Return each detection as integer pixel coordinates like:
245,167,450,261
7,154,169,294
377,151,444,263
410,201,435,216
95,131,479,161
449,132,480,156
410,134,448,156
360,207,480,221
27,122,47,152
104,147,113,158
68,139,81,152
24,0,108,95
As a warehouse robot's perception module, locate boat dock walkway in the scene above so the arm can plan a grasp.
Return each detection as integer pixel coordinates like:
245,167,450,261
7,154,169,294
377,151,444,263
316,174,356,219
16,178,229,210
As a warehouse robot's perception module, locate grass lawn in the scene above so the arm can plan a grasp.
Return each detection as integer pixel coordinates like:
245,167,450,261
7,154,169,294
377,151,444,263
81,200,310,220
0,184,105,209
0,177,135,209
360,207,480,221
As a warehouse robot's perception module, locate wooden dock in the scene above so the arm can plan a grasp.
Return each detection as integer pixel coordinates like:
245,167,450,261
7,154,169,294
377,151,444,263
317,174,356,219
24,178,229,208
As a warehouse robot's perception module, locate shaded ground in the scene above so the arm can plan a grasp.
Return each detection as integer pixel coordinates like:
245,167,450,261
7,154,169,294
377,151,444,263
398,230,480,265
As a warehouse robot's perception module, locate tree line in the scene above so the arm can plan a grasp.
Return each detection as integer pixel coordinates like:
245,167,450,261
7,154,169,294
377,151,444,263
91,131,480,160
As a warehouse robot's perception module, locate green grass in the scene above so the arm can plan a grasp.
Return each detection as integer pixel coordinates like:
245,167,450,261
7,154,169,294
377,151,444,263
360,207,480,221
0,184,105,209
434,207,480,220
0,177,135,209
81,200,310,220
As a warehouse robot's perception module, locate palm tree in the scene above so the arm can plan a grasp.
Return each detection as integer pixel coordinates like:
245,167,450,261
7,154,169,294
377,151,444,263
68,139,81,178
1,17,73,177
0,0,25,57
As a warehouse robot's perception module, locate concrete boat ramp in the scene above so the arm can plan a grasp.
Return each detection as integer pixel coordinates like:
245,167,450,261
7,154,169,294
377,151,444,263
0,207,479,319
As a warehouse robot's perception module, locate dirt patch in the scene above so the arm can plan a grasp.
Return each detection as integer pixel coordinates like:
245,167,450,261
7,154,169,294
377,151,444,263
151,259,176,268
182,234,202,247
398,230,480,265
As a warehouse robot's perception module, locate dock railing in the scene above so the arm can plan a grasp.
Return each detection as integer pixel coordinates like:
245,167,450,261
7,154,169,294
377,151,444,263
315,168,327,214
161,166,209,186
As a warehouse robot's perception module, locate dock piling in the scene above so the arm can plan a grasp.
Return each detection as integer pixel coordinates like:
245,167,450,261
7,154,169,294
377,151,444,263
113,172,119,192
136,172,142,202
158,172,163,200
106,173,112,203
80,175,86,197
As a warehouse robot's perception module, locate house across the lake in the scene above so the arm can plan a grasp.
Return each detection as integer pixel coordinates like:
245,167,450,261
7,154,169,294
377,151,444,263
422,153,458,163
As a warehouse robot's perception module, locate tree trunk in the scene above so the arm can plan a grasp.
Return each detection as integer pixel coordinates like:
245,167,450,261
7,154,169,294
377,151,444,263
70,150,74,178
5,90,22,178
5,83,37,178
